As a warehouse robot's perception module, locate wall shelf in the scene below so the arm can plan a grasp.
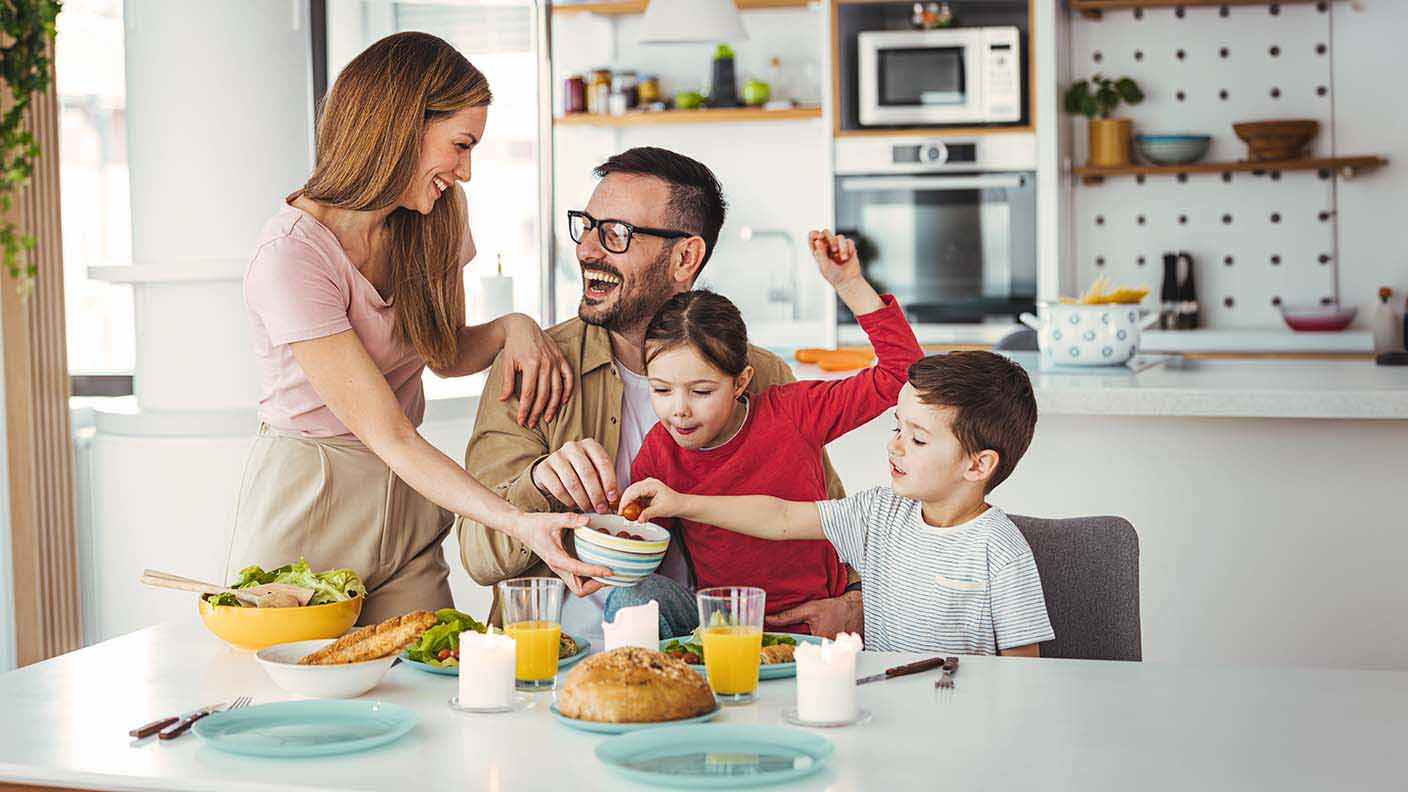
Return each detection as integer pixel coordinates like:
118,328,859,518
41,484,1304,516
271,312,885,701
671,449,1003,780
551,0,813,16
1071,0,1344,20
1072,155,1387,185
555,106,823,127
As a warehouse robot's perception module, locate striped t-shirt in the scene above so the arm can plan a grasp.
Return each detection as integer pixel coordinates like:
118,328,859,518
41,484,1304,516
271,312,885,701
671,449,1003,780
817,487,1054,654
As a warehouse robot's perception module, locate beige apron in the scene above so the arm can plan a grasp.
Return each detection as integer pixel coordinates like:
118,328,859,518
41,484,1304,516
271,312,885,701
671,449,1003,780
225,424,453,626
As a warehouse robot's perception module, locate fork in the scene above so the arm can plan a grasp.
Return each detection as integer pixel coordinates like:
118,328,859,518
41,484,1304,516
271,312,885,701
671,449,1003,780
933,657,959,690
157,696,252,740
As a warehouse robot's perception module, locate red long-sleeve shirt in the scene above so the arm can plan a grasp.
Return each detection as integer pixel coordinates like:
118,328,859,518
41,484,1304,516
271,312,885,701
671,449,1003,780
630,295,923,622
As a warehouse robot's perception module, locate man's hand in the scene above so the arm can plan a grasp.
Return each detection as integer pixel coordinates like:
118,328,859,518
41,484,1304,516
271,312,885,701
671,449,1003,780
510,511,611,597
531,438,619,514
764,590,864,640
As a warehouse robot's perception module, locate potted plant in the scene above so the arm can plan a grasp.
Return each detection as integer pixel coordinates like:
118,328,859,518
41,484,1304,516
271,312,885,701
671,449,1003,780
1064,76,1145,168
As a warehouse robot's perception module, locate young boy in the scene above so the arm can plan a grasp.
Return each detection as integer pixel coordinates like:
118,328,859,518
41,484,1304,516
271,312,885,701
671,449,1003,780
620,351,1053,655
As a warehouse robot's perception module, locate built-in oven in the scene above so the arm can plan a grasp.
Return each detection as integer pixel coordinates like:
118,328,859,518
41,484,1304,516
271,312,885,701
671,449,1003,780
833,134,1036,325
857,26,1022,127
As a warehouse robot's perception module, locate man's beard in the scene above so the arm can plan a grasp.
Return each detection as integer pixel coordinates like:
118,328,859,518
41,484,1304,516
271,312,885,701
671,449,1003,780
577,246,675,333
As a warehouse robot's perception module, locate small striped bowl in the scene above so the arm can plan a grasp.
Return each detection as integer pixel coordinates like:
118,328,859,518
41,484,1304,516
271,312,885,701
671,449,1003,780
573,516,670,586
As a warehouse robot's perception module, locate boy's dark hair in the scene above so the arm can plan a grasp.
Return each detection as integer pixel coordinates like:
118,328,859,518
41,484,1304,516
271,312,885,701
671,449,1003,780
645,290,749,377
593,147,727,276
907,352,1037,492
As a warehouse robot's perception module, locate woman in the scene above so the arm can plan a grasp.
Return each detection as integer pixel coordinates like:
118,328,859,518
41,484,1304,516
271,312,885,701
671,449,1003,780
228,32,610,624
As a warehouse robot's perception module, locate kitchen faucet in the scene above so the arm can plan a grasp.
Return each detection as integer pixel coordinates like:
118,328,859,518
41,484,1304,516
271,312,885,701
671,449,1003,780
738,226,801,320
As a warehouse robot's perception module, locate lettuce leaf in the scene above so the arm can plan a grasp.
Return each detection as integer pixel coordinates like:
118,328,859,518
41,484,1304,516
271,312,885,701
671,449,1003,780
208,559,364,607
404,608,485,665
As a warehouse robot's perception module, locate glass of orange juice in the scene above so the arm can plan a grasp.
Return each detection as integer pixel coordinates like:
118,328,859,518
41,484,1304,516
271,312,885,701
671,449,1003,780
497,577,564,691
695,586,765,705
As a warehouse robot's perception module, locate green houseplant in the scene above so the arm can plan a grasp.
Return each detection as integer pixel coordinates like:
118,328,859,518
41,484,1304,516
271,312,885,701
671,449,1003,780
1064,75,1144,168
1,0,63,295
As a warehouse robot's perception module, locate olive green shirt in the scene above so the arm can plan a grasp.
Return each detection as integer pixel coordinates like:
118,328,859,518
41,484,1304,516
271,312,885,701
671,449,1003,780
455,317,846,616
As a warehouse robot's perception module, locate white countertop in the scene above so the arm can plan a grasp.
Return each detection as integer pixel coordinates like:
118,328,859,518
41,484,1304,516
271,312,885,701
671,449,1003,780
1,620,1403,791
838,323,1376,353
790,352,1408,420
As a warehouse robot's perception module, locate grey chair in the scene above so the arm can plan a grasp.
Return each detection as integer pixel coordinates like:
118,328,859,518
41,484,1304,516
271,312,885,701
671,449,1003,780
993,327,1038,351
1010,515,1142,661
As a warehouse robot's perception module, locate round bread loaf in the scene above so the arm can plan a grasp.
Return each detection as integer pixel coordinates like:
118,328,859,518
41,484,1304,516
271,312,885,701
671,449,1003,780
558,646,716,723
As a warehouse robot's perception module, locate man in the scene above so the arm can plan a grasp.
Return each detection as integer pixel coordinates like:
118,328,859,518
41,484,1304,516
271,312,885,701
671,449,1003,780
456,147,862,643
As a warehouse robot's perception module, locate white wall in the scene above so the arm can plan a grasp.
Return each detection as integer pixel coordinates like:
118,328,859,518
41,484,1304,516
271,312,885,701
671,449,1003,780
1333,1,1408,321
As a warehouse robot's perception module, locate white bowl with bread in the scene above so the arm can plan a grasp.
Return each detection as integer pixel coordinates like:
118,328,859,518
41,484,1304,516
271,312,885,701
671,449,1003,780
552,647,719,732
255,610,437,698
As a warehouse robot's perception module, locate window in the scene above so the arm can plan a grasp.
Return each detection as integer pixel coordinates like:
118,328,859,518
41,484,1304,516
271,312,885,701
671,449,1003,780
55,0,136,389
325,0,545,400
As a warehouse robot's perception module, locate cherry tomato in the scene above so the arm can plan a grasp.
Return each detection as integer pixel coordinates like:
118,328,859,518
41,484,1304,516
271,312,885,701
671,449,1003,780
595,526,610,534
437,648,452,661
616,530,632,538
621,502,643,521
451,646,460,659
629,534,644,541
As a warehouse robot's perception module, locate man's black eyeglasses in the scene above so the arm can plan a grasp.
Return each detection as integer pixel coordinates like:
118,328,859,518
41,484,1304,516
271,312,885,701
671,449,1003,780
567,210,691,255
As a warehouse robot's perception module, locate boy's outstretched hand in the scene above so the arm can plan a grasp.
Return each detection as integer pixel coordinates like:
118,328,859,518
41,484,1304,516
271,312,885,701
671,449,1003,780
808,228,883,315
618,478,687,524
808,229,861,287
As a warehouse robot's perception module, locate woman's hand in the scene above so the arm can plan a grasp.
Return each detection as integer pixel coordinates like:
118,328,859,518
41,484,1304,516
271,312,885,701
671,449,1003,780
497,314,574,427
619,478,688,523
510,511,611,597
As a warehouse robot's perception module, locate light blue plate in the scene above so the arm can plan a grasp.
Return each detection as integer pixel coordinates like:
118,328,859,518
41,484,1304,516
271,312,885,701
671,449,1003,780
549,702,721,734
595,723,834,788
400,634,591,676
192,700,418,758
661,633,823,680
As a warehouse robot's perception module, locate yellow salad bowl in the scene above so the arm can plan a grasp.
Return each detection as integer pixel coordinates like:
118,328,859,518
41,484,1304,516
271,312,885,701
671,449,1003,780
198,593,363,651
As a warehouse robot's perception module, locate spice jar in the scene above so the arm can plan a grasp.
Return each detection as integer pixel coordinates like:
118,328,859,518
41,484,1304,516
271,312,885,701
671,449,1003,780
637,74,660,105
613,70,639,109
563,75,586,114
587,68,612,115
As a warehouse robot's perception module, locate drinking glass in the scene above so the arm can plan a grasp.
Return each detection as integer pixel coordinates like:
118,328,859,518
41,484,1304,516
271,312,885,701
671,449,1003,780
695,586,765,705
497,577,565,691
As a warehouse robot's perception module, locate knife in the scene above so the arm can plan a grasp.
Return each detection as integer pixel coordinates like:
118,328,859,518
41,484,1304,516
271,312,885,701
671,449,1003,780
856,655,946,685
129,702,223,740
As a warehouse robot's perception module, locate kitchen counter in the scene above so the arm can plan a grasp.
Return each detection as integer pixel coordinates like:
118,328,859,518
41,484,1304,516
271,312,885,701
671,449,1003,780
838,323,1377,355
791,351,1408,420
1,619,1404,791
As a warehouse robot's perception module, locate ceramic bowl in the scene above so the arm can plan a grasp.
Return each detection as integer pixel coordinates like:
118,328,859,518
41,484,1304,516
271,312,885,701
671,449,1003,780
198,593,363,651
1134,134,1212,165
255,639,396,699
1020,303,1159,366
573,515,670,586
1278,304,1357,332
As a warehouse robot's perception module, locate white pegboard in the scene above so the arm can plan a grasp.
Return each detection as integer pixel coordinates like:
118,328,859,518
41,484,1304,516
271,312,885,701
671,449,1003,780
1070,2,1341,328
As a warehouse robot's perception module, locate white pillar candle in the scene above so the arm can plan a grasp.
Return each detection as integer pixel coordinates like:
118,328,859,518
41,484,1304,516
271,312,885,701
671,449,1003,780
472,255,515,325
794,632,863,723
458,630,516,709
602,600,660,651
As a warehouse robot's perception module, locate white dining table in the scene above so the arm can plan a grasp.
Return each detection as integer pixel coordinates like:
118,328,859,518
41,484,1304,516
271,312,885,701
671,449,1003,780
0,617,1403,791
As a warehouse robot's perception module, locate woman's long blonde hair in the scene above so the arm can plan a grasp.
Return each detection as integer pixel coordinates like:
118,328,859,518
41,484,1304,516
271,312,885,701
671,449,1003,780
291,32,491,370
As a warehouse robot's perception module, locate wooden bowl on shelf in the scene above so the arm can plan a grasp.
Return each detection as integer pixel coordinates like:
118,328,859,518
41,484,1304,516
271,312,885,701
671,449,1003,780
1233,120,1320,162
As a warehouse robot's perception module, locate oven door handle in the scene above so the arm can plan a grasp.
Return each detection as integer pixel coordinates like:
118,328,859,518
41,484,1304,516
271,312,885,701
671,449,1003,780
839,175,1027,192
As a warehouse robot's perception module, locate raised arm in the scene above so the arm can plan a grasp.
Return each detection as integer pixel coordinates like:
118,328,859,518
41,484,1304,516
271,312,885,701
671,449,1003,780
619,478,824,541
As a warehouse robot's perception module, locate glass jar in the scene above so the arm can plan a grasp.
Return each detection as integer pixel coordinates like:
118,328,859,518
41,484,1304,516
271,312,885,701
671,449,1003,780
563,75,586,114
637,74,660,105
613,70,639,109
587,68,612,115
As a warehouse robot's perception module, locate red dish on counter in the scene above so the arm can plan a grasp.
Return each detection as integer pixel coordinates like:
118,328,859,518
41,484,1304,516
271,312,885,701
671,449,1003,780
1278,304,1357,332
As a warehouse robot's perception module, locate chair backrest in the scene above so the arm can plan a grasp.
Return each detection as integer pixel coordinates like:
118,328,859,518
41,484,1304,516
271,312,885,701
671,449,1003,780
993,327,1038,351
1010,515,1142,661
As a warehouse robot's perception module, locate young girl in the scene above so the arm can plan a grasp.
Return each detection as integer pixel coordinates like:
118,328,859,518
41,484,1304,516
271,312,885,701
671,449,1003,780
616,230,922,634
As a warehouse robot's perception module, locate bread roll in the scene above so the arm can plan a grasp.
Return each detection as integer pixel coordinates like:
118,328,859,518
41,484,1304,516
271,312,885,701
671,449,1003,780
558,647,715,723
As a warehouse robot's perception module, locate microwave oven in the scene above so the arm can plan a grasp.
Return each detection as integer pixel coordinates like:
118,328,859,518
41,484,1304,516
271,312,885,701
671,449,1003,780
857,27,1022,127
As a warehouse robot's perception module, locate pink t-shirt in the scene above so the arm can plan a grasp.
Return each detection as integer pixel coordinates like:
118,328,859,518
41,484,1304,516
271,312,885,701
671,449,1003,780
244,203,426,438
